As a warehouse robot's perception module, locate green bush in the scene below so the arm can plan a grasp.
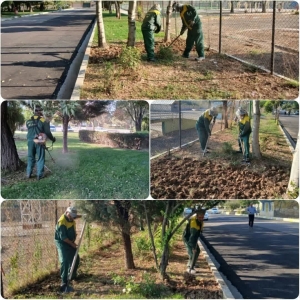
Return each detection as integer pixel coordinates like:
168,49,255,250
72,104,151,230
221,142,233,154
119,46,141,71
263,101,274,113
157,46,174,61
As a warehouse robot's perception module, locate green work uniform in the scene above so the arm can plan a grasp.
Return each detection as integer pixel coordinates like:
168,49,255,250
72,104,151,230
195,109,213,151
179,5,205,58
26,115,54,178
183,216,204,268
141,6,162,61
239,115,252,160
55,214,80,285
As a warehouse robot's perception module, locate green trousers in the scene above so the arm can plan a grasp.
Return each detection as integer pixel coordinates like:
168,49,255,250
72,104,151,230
240,135,250,159
55,242,80,284
196,124,208,151
142,30,155,60
26,141,45,177
184,241,200,268
183,25,205,58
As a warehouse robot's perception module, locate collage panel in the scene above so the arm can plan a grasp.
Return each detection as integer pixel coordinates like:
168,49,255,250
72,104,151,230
150,100,299,200
1,199,299,299
1,100,149,200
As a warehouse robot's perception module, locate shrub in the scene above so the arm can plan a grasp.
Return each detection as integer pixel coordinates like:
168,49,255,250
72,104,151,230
119,46,141,71
157,46,174,61
221,142,233,154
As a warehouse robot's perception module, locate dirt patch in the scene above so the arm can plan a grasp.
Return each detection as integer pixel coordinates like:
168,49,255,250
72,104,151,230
10,235,223,299
82,38,298,100
151,124,293,200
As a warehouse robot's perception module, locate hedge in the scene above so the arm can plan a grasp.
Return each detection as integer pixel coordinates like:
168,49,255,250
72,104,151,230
79,130,149,150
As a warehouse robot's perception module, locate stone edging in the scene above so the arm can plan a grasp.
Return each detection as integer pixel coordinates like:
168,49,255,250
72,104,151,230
198,239,235,299
70,19,97,100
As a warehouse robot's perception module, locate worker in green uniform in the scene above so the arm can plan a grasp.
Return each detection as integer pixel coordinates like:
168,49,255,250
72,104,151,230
55,207,81,292
26,106,56,180
141,4,162,62
183,211,205,274
172,2,205,61
195,107,218,153
237,107,252,163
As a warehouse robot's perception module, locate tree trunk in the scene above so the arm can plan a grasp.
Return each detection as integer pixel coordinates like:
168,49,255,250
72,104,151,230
262,1,267,12
159,243,170,277
127,1,137,47
1,102,24,171
108,1,112,13
164,1,173,42
97,0,107,48
115,1,120,19
135,118,142,131
287,133,299,195
223,101,228,129
114,200,135,269
230,1,234,13
252,100,262,159
62,115,69,153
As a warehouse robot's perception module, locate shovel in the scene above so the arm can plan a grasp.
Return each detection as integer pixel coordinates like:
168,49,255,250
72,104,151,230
203,122,215,157
64,219,87,293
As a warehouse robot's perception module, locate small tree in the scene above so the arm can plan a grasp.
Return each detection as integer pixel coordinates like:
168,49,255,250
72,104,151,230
252,100,262,159
164,1,173,42
127,0,137,46
96,0,107,48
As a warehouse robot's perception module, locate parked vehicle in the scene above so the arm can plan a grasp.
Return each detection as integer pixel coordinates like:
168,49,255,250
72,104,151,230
50,125,56,132
210,207,220,214
183,208,209,221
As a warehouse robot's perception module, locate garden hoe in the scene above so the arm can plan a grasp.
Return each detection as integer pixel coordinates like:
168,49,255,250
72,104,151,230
167,34,181,48
64,218,87,293
203,122,215,157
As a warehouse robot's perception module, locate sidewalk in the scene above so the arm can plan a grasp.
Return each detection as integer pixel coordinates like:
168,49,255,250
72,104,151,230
232,212,299,223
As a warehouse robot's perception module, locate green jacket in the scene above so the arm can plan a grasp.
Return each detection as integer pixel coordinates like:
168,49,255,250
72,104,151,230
196,109,213,134
26,115,54,141
55,214,77,246
239,115,252,137
179,5,201,32
183,216,204,249
141,7,162,32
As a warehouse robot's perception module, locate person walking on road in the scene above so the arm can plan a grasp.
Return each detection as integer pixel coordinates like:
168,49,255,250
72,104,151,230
195,107,218,153
236,107,252,163
141,4,162,62
26,106,56,180
172,2,205,61
247,204,257,227
182,211,205,274
55,207,82,292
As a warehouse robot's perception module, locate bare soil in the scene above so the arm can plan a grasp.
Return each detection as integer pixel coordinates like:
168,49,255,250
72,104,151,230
82,38,298,100
10,234,223,299
151,123,293,200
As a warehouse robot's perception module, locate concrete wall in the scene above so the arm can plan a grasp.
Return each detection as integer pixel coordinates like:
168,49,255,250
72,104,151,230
162,118,196,134
258,201,274,218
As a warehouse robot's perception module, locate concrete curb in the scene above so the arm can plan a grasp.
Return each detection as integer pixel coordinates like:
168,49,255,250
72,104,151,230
70,19,96,100
198,239,235,299
1,8,74,21
233,213,299,223
277,121,296,152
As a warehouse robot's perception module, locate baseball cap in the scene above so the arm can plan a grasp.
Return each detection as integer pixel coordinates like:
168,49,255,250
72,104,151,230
66,207,79,219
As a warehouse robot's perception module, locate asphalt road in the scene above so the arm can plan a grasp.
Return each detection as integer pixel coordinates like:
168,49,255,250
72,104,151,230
201,214,299,299
1,9,95,99
278,114,299,145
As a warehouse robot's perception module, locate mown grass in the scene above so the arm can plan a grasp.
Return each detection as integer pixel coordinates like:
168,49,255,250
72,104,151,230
1,132,149,200
93,12,165,44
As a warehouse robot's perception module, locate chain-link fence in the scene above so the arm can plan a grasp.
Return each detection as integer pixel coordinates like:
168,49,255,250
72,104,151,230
150,100,250,157
0,200,84,297
124,1,299,80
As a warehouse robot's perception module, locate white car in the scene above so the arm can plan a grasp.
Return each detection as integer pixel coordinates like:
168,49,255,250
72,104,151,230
204,212,209,220
211,208,220,214
183,208,209,221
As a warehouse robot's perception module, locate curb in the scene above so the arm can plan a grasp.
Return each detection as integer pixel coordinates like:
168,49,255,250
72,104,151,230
233,213,299,223
198,239,235,299
70,19,96,100
1,8,74,21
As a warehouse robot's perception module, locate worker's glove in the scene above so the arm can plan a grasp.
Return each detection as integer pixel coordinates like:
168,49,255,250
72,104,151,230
188,20,195,27
53,137,56,143
155,26,161,33
180,28,187,35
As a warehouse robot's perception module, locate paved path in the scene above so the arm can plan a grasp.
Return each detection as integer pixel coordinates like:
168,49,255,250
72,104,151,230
1,8,95,99
278,114,299,144
201,214,299,299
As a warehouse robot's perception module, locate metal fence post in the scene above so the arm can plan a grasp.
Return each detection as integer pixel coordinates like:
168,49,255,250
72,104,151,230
270,1,276,75
179,101,182,148
219,1,222,54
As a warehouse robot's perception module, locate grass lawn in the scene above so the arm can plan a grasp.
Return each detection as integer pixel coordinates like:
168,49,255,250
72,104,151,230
1,132,149,200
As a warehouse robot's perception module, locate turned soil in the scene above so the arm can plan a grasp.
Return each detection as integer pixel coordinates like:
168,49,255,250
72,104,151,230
151,120,293,200
82,38,298,100
9,234,222,299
